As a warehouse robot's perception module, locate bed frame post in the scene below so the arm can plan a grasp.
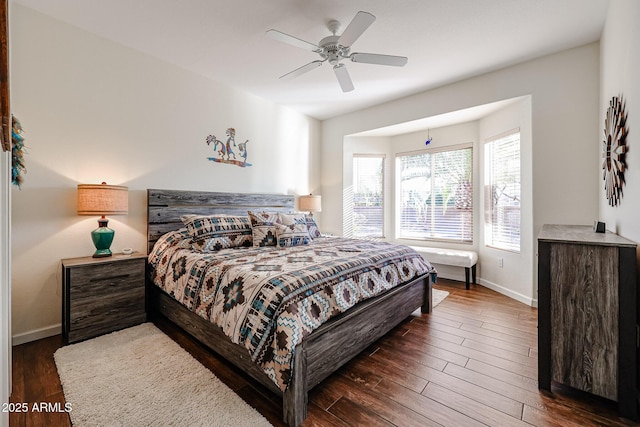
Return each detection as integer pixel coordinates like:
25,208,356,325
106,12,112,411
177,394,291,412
421,274,435,314
283,345,308,427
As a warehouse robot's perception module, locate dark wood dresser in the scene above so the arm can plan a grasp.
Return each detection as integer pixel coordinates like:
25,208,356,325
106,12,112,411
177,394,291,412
537,224,638,421
62,253,147,344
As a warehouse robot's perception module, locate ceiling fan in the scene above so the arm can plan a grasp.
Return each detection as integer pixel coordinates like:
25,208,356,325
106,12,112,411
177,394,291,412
266,11,408,92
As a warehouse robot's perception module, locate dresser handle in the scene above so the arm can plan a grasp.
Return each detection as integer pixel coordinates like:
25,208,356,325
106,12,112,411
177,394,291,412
89,274,130,283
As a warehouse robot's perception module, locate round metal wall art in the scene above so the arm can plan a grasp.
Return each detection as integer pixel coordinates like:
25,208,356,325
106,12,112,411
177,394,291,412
602,95,628,207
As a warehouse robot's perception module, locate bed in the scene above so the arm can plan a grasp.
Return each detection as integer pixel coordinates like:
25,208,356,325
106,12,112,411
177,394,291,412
146,189,437,426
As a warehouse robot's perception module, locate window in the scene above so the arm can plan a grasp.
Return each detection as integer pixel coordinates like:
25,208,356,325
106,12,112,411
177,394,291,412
352,155,384,238
397,145,473,242
485,130,520,252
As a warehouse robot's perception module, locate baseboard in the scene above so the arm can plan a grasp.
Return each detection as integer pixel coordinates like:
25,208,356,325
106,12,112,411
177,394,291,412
12,324,61,346
435,267,537,307
479,278,537,307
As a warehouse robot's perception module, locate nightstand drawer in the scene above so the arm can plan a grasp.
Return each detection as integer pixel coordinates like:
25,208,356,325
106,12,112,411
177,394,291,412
62,254,147,344
69,282,144,331
68,259,145,288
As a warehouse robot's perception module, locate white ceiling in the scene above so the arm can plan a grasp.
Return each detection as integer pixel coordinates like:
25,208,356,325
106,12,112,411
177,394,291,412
12,0,609,121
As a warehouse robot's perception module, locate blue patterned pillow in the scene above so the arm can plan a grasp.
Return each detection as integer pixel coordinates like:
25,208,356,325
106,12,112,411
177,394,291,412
279,213,306,225
181,215,252,252
275,222,310,247
304,214,321,239
280,213,321,239
248,211,282,247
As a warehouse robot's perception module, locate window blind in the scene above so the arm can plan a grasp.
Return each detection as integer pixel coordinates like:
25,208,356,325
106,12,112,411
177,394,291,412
485,131,520,252
353,155,384,238
397,146,473,242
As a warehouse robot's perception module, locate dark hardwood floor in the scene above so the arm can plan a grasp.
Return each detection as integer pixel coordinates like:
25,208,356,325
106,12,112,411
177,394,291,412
9,279,638,426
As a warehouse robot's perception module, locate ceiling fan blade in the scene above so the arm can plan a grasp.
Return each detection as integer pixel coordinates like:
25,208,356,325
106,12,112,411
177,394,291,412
333,64,354,92
266,29,320,52
350,52,408,67
338,11,375,47
280,60,324,80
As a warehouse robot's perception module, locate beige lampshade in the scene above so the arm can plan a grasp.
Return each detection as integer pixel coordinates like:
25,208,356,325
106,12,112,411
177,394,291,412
77,183,128,215
298,194,321,212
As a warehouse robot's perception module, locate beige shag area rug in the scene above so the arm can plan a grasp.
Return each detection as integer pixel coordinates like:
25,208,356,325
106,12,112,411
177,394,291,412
432,288,449,308
54,323,272,427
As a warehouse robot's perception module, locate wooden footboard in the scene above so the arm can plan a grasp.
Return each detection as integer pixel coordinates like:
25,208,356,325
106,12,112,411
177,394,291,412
284,273,432,426
148,273,432,426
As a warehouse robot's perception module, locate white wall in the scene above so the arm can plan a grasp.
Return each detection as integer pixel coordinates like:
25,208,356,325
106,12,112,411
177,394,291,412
9,5,320,342
478,98,533,303
322,43,600,304
599,1,640,247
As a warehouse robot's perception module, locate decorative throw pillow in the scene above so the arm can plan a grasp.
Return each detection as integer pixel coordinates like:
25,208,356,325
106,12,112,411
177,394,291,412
248,211,282,247
304,214,321,239
181,215,252,252
279,213,306,226
280,212,321,239
275,222,311,247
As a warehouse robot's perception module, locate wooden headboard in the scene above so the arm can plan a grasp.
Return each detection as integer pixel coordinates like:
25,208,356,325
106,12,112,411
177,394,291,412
147,189,295,253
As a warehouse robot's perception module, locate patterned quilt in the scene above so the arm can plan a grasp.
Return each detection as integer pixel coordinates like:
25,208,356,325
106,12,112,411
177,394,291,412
148,230,435,391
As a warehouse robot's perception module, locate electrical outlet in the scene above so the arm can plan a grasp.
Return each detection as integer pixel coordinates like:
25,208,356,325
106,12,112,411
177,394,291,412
498,257,504,268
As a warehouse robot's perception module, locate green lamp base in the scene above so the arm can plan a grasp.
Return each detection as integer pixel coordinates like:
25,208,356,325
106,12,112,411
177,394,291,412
91,217,114,258
92,248,113,258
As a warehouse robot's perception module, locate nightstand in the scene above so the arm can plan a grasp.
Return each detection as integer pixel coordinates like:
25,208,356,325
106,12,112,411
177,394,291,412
61,253,147,344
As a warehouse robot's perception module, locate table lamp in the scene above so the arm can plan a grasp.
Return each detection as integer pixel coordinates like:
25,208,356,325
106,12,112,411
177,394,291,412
298,194,321,216
77,182,128,257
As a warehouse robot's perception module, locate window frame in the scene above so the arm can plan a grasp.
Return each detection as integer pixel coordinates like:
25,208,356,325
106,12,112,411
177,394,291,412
484,128,521,253
352,153,386,239
395,142,473,244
